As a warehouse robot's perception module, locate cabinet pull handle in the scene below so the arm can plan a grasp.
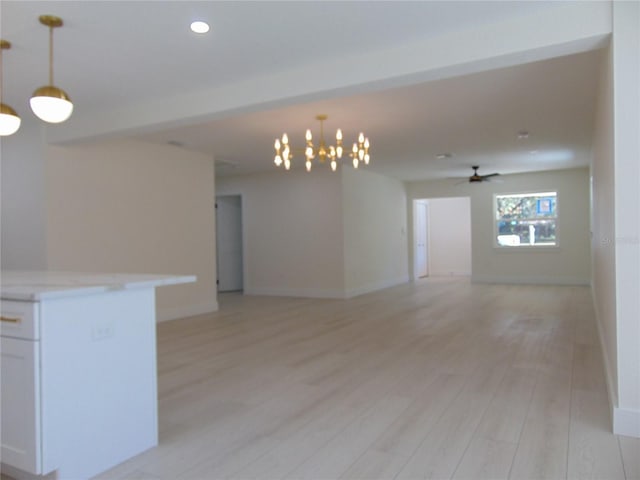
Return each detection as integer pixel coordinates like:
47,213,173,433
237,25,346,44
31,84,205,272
0,316,21,324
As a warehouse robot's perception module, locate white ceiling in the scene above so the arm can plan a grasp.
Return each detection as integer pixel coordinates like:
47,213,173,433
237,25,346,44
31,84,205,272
1,1,604,181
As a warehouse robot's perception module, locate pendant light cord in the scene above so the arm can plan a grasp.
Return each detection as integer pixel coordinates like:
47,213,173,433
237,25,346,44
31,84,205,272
49,26,54,85
0,47,4,103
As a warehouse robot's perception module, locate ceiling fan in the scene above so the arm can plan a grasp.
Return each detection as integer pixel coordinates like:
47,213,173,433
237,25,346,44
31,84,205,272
468,165,500,183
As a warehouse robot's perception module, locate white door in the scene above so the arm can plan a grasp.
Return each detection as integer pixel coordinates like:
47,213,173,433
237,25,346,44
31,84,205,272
415,200,428,278
216,195,244,292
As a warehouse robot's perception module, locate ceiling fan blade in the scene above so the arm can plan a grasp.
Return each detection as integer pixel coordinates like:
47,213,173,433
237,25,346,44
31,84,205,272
480,173,500,178
483,176,504,183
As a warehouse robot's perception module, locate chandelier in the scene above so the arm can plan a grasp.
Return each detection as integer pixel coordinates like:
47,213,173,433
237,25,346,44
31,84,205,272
274,114,370,172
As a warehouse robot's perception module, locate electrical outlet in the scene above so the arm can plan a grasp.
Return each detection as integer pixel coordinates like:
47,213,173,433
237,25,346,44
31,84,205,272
91,322,115,341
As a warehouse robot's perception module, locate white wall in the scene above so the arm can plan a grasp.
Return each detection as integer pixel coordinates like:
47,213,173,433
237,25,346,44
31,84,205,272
342,168,409,297
407,168,591,285
591,42,618,428
591,2,640,439
0,118,48,270
425,197,471,276
217,170,345,297
611,1,640,437
45,140,218,321
217,168,409,299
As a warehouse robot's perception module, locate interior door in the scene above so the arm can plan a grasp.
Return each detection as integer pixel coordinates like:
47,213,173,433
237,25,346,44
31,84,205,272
415,200,428,278
216,195,244,292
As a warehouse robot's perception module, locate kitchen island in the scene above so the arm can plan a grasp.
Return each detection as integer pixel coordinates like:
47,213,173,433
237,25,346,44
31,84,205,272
0,271,196,480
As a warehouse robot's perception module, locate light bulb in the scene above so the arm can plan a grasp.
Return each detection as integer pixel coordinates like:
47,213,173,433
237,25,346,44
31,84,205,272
30,91,73,123
274,138,281,150
358,132,364,144
284,158,291,170
282,133,288,145
305,129,312,141
336,129,343,141
331,160,337,171
358,149,364,161
306,160,312,172
353,158,359,169
305,146,313,158
352,143,358,154
364,153,370,165
364,138,369,149
0,105,21,136
337,146,343,158
0,42,21,135
274,155,282,166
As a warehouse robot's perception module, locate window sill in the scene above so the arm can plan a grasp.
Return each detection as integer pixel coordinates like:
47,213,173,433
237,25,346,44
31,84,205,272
493,245,561,252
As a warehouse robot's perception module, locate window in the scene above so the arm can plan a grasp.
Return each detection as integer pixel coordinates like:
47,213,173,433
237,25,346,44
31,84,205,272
495,191,557,247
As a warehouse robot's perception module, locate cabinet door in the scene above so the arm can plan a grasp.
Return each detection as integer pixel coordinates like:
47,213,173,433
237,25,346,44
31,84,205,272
1,337,41,474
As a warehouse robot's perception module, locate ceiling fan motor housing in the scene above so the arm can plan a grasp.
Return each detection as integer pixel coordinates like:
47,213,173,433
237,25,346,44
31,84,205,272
469,165,499,182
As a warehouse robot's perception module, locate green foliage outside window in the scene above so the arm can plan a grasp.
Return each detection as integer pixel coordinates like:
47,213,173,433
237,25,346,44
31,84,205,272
495,192,557,247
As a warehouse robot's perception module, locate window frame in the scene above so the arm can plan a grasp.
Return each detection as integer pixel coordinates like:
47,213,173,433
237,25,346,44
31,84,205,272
493,190,560,250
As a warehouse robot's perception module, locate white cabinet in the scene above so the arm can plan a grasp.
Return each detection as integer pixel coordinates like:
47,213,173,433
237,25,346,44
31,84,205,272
1,290,159,480
0,271,195,480
0,336,41,474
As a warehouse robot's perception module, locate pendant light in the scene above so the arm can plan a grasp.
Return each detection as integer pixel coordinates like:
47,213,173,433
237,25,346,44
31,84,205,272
30,15,73,124
0,39,21,136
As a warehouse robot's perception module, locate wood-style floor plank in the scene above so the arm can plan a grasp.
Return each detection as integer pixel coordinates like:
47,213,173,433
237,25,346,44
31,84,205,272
567,390,625,479
451,437,517,480
619,435,640,480
72,278,633,480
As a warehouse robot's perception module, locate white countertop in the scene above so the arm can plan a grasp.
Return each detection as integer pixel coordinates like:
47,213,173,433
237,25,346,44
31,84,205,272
1,271,197,301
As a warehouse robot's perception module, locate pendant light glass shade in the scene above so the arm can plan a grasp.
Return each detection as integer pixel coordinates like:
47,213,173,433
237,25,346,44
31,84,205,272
0,39,21,136
30,15,73,124
0,103,21,136
30,85,73,123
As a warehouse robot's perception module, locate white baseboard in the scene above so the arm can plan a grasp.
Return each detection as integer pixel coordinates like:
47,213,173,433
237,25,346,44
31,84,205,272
428,271,471,277
614,407,640,438
471,274,590,285
0,463,56,480
245,276,410,300
244,287,345,299
344,275,410,299
156,300,219,322
592,286,640,438
591,289,619,433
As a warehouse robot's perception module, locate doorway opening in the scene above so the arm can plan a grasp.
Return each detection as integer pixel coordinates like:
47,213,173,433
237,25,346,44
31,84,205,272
216,195,244,292
413,197,471,279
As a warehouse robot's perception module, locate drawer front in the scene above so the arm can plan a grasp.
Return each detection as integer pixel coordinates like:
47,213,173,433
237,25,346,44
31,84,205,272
1,300,39,340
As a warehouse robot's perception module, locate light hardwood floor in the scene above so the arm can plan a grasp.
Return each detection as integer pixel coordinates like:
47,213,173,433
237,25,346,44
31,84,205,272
82,278,637,479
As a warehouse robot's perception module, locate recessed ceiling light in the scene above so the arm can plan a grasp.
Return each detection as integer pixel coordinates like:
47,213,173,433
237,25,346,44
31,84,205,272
167,140,184,147
190,21,210,34
517,130,529,140
436,153,452,159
